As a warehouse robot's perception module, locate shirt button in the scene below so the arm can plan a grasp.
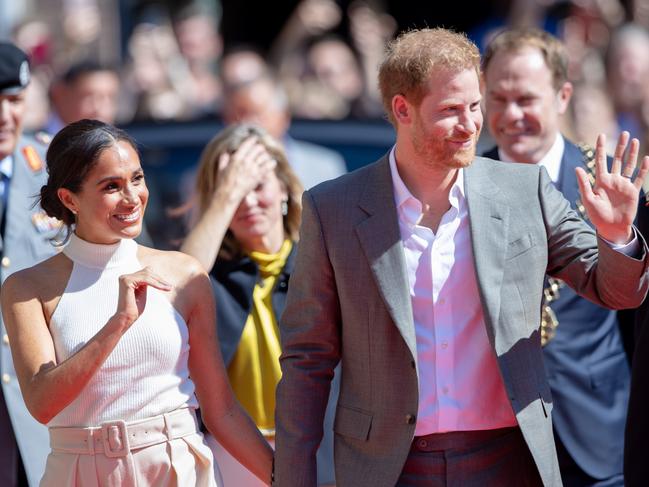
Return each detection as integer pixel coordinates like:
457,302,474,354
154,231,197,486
1,256,10,268
406,414,416,425
439,298,445,305
441,342,448,350
2,334,8,345
2,373,10,384
442,387,449,395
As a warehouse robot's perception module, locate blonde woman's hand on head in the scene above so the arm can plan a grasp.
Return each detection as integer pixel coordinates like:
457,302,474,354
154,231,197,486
215,136,277,206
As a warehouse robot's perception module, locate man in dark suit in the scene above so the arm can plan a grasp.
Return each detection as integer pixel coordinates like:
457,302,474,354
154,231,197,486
623,114,649,487
274,27,648,487
0,42,59,486
482,28,629,486
625,295,649,486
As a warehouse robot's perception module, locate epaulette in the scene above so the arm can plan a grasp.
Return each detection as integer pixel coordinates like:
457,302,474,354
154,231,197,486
22,145,44,172
34,131,52,145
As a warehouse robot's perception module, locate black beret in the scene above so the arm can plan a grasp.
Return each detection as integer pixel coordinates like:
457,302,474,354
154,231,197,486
0,42,30,94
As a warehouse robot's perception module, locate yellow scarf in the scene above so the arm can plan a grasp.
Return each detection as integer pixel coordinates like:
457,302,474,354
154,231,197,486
227,239,292,436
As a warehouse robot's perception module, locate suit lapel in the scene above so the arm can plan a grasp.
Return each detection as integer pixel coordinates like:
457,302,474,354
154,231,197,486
465,159,511,345
355,157,417,360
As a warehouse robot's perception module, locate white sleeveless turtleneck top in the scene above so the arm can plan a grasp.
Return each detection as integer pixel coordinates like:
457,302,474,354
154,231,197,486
47,233,198,427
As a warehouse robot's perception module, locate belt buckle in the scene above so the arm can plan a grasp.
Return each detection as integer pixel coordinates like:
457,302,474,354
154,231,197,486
101,420,130,457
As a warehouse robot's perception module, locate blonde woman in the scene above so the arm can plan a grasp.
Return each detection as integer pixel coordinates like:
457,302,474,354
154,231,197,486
181,124,337,486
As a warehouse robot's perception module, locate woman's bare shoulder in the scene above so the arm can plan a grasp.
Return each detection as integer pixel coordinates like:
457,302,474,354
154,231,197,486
137,246,207,282
1,253,72,302
137,246,212,319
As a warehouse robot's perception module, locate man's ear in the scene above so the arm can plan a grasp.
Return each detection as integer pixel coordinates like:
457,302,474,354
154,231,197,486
392,94,413,125
56,187,79,216
557,81,573,115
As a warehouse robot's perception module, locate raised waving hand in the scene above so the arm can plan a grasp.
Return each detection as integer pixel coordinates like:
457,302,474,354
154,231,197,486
576,131,649,244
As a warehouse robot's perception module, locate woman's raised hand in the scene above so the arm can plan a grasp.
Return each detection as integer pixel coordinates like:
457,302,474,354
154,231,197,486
115,267,172,326
215,136,277,204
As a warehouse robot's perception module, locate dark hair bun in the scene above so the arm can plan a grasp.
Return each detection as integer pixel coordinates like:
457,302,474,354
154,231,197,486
39,184,74,225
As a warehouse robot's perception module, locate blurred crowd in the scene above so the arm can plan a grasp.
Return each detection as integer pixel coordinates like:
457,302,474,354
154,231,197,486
4,1,649,486
1,0,647,154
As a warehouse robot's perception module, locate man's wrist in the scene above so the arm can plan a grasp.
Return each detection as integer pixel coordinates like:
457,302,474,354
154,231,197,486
597,226,633,245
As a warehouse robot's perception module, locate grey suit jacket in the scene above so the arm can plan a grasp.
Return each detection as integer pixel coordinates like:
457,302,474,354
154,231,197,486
274,155,649,487
1,134,58,486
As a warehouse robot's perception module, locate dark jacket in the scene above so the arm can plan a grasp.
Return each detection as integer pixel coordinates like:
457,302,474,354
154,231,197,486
0,134,57,486
210,245,338,485
624,199,649,487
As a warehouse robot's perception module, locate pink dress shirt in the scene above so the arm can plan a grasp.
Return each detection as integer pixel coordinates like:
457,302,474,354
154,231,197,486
389,149,518,436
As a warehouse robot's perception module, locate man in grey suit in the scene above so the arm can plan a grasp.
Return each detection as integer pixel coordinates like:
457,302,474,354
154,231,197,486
274,28,649,487
0,42,58,486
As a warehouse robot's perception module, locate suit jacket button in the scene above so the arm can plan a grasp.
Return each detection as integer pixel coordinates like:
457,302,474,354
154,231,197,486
406,414,416,425
410,360,416,369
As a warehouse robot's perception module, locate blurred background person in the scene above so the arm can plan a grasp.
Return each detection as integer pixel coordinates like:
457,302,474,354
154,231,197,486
121,18,190,122
269,0,392,119
0,41,59,487
219,45,267,89
121,2,223,123
566,82,620,154
171,3,223,118
605,23,649,146
222,72,347,189
293,34,367,120
180,123,337,486
45,60,120,134
482,28,630,487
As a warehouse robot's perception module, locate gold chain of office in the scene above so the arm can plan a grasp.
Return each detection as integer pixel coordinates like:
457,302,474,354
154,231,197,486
540,143,596,346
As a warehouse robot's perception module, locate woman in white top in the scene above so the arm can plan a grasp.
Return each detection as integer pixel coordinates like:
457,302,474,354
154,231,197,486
0,119,273,486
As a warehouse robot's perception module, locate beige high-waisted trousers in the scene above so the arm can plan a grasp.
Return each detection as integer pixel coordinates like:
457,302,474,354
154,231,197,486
40,408,223,487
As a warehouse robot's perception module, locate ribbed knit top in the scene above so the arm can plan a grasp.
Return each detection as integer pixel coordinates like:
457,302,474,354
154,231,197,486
47,233,197,427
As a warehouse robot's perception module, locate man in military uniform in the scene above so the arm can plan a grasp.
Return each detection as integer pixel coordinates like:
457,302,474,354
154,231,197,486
482,29,630,486
0,41,58,486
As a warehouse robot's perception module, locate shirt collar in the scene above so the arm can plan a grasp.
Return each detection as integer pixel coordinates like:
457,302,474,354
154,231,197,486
0,156,13,179
498,133,564,183
388,147,465,227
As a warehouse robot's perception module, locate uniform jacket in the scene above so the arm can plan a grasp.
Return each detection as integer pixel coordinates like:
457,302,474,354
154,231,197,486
273,155,649,487
1,134,59,486
484,140,630,480
210,245,338,485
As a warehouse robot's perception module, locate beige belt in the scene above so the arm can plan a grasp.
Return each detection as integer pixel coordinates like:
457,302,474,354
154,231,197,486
48,407,198,458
